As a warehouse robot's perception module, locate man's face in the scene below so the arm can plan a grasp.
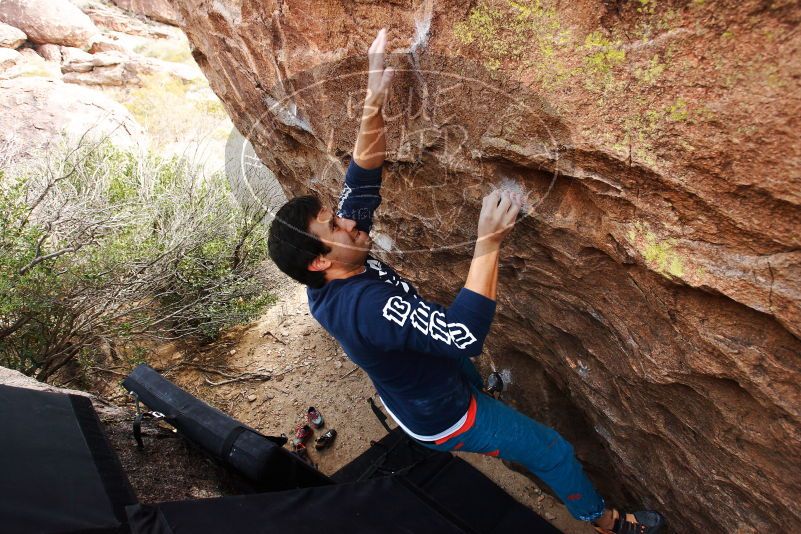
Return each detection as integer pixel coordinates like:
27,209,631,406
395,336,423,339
308,205,371,269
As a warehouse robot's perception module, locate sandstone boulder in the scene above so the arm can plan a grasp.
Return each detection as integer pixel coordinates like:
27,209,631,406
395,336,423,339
0,45,19,70
89,34,128,54
35,43,61,63
0,77,146,161
169,1,801,531
82,1,169,38
60,47,126,73
0,45,60,80
17,47,41,63
0,20,24,48
59,46,95,72
0,365,92,398
62,63,135,86
0,0,100,49
0,366,126,418
127,55,201,82
111,0,182,27
59,44,200,86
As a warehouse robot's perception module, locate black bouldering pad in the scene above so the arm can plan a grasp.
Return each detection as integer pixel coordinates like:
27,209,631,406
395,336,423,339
0,385,136,534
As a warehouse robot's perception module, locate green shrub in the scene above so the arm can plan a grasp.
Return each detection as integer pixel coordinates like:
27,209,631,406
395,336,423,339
0,139,275,380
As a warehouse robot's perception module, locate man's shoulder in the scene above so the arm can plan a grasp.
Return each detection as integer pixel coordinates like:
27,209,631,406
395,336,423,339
309,278,394,346
364,257,406,282
309,274,389,310
308,257,404,314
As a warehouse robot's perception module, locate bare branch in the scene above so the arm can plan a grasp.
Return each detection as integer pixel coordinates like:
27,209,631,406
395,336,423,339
3,131,276,380
18,246,79,275
203,372,272,387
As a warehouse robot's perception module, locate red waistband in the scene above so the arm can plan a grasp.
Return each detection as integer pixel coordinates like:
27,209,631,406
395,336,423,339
434,394,477,445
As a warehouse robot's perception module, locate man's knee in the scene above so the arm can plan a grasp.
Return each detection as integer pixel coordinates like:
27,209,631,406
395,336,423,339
537,428,577,471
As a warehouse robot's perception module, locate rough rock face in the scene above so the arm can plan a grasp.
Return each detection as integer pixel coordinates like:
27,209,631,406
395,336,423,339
171,1,800,531
59,44,200,86
0,0,202,88
0,45,19,70
16,48,42,64
81,0,170,38
111,0,182,27
0,366,126,419
88,35,128,54
0,0,100,49
0,77,146,159
0,20,25,48
35,43,62,63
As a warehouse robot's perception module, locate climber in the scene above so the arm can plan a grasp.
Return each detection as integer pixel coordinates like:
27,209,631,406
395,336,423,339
267,28,664,534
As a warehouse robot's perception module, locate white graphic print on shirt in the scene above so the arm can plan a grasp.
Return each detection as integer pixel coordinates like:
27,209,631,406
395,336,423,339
370,259,478,350
367,259,413,295
337,183,352,213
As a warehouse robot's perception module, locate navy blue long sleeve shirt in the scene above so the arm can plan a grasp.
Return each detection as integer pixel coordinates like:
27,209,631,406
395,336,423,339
307,160,496,436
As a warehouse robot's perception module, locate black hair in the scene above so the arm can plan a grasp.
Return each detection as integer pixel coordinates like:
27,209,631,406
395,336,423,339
267,194,331,288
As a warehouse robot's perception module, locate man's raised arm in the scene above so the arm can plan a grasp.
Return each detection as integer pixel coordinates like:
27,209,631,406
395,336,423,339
465,190,524,301
337,29,394,233
353,28,394,170
354,190,524,360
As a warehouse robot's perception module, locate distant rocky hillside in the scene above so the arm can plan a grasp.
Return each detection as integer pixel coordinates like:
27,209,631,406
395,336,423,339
0,0,228,169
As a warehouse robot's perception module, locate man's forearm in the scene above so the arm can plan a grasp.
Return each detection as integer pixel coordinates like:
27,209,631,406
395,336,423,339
464,240,500,301
353,99,385,170
466,189,522,301
354,28,392,170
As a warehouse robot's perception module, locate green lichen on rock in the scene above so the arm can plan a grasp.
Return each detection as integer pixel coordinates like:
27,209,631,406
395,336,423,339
452,2,513,71
635,55,666,85
667,97,689,121
636,0,657,15
452,0,624,92
580,31,626,91
581,32,626,73
627,221,685,278
453,0,570,76
616,95,692,164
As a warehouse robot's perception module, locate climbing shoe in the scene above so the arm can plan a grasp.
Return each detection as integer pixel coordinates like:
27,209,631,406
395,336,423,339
292,424,312,448
314,429,337,451
306,406,324,429
485,372,504,396
594,509,665,534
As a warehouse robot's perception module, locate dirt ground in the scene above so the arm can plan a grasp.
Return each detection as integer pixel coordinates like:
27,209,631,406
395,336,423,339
98,272,594,533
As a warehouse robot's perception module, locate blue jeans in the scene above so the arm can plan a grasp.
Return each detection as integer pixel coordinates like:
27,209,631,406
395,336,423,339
418,359,606,522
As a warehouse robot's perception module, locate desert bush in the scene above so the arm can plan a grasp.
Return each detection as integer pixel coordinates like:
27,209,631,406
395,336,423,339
121,72,230,149
0,138,278,381
133,39,194,65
